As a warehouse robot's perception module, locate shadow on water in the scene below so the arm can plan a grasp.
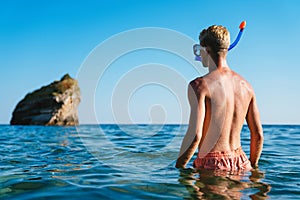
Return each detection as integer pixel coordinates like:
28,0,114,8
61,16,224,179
178,168,271,199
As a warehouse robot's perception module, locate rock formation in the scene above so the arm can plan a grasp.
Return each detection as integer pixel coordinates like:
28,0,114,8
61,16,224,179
10,74,80,126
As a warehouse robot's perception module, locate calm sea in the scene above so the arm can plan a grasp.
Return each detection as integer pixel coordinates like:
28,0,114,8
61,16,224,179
0,124,299,199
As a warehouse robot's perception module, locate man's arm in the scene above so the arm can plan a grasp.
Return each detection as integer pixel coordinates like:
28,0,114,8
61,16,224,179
246,94,264,168
176,81,206,168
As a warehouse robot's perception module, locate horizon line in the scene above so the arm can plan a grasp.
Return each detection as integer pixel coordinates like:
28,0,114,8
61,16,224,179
0,123,299,126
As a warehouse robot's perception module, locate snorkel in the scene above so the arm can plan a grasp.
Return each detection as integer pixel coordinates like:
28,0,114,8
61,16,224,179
194,21,246,61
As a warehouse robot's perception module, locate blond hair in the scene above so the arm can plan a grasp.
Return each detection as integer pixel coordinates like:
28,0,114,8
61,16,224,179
199,25,230,52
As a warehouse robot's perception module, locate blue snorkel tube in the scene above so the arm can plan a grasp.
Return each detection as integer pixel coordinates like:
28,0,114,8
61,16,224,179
228,21,246,50
194,21,246,61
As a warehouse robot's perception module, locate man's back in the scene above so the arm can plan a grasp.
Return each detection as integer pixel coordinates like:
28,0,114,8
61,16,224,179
192,68,254,157
176,24,263,170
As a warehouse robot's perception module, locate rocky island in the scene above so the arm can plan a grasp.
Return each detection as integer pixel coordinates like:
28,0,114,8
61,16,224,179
10,74,80,126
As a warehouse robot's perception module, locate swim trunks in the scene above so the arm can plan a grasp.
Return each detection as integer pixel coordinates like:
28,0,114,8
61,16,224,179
193,147,252,171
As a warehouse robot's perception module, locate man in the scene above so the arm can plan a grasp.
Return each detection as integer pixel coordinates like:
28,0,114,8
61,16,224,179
176,25,263,171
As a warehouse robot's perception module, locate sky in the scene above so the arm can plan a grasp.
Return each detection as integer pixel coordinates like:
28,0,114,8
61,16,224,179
1,0,300,124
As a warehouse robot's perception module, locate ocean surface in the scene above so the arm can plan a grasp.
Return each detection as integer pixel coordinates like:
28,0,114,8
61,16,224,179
1,124,299,199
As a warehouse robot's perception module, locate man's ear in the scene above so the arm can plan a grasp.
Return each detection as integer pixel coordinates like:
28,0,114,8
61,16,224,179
206,48,210,55
205,46,211,55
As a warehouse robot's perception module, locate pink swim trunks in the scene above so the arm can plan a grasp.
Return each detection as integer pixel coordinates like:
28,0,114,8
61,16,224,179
193,147,252,171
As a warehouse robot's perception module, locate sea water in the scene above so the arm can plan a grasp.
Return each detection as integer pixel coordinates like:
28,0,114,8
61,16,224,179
0,124,299,199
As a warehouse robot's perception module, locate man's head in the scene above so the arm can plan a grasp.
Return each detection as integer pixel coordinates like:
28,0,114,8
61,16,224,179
199,25,230,55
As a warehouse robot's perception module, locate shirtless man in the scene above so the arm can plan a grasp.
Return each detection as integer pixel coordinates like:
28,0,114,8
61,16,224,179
176,25,263,171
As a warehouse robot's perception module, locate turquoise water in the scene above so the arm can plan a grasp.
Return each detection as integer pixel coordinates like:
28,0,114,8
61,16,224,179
1,124,299,199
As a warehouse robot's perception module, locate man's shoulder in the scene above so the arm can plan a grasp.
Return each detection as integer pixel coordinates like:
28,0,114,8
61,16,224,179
189,77,209,96
189,71,219,89
230,70,256,98
231,70,254,91
189,77,207,89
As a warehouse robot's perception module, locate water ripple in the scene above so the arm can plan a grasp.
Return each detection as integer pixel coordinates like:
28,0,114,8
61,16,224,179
0,125,299,199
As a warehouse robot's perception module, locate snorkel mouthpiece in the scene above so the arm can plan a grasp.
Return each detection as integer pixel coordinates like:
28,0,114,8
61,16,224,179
195,21,246,61
195,55,201,62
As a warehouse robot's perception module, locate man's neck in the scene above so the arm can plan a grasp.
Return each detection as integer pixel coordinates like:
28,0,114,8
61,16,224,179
208,56,229,73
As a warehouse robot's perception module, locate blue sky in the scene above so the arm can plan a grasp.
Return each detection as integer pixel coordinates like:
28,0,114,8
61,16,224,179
1,0,300,124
